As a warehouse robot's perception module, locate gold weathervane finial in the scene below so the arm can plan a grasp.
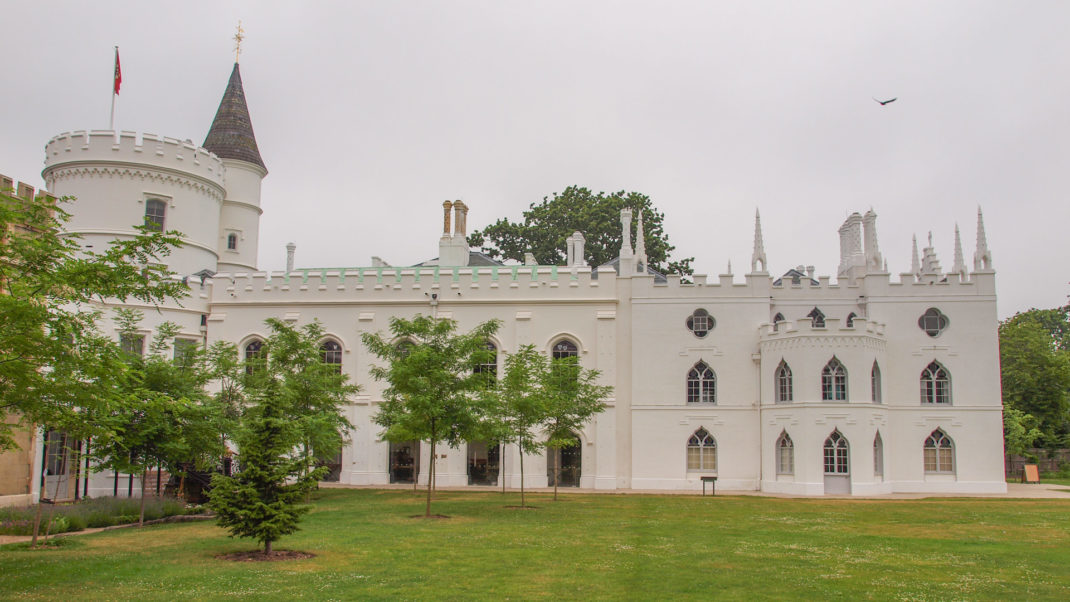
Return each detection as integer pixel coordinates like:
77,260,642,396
234,20,245,63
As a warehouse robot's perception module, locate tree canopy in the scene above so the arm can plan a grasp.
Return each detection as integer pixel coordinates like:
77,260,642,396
999,306,1070,449
362,315,500,517
0,188,186,450
468,186,693,276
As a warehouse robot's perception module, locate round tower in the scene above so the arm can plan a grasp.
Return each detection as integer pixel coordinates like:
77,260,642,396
203,62,267,274
42,129,226,279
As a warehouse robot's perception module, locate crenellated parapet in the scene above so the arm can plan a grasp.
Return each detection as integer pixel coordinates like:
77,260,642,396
208,265,619,305
43,130,225,195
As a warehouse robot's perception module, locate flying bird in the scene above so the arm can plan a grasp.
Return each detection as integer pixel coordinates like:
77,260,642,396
873,97,897,106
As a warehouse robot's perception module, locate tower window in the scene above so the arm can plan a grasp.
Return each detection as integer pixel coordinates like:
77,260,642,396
227,233,238,250
144,199,166,232
807,307,826,328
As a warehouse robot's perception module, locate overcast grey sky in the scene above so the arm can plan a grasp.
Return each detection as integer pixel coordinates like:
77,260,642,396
2,1,1067,318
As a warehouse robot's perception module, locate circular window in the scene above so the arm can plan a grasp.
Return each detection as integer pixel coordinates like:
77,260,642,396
918,308,949,337
686,309,715,338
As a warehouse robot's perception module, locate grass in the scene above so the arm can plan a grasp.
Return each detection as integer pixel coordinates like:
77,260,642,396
2,489,1069,600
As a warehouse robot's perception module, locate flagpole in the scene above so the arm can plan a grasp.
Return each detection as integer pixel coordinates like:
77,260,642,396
109,46,118,130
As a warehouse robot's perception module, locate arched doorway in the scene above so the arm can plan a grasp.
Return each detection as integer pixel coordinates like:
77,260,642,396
823,430,851,495
547,434,582,487
389,441,420,484
467,441,500,486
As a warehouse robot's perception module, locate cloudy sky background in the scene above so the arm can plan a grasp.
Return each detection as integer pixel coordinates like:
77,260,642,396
2,1,1067,318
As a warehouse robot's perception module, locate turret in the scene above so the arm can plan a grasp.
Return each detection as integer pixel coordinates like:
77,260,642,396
42,130,225,278
205,62,267,273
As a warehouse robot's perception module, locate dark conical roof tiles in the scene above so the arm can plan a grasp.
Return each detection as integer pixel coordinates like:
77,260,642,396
203,63,266,171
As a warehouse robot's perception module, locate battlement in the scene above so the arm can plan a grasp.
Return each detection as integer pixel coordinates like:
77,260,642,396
758,315,886,339
208,265,619,304
43,130,225,188
0,173,53,203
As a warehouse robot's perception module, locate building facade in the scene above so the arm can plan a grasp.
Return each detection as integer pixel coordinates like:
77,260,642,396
33,62,1006,497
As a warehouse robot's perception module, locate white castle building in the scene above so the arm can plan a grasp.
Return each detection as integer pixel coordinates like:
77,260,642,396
33,62,1006,498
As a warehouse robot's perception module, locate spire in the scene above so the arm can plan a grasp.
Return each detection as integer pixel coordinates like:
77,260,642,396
203,63,267,171
911,234,921,278
635,210,647,270
921,231,942,275
751,208,767,273
952,224,967,279
974,206,993,271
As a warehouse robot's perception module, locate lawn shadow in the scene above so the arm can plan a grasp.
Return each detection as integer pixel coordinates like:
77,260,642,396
216,549,315,562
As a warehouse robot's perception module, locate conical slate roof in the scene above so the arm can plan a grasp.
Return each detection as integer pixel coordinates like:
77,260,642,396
203,63,266,171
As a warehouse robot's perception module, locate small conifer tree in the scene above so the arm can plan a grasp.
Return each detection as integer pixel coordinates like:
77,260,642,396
208,376,323,555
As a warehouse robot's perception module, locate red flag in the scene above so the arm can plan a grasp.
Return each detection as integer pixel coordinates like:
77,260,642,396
113,48,121,95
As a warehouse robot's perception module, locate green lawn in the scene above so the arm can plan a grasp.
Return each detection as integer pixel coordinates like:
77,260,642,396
2,489,1069,600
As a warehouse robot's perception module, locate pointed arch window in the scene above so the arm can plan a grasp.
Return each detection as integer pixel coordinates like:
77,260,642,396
687,428,717,471
773,312,785,332
775,360,793,403
321,339,342,373
551,339,579,380
776,431,794,475
807,307,826,328
475,341,498,379
821,357,847,401
244,339,264,374
687,362,716,404
871,361,882,404
924,429,954,473
823,430,849,474
920,361,951,404
552,339,578,360
873,432,884,477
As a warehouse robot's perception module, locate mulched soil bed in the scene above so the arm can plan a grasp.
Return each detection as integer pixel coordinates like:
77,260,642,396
216,550,315,562
503,506,538,510
408,514,451,519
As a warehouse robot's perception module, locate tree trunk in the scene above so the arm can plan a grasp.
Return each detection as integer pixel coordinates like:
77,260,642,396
554,447,560,501
41,469,63,544
30,495,43,548
139,468,147,527
501,442,506,494
425,439,435,517
519,436,526,508
264,539,272,555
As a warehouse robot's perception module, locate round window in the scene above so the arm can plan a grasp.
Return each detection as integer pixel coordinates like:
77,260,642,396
686,309,715,338
918,308,949,337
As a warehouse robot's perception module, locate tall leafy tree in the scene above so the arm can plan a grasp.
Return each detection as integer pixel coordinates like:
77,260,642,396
258,319,359,479
92,311,224,527
487,345,552,508
362,315,500,517
468,186,694,276
999,308,1070,448
0,188,185,450
543,356,611,501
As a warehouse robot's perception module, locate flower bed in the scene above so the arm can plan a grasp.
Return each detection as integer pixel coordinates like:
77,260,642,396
0,497,201,535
